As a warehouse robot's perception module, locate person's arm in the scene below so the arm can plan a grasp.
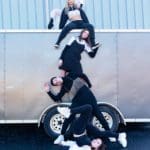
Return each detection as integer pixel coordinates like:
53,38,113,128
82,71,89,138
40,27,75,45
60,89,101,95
47,87,66,102
59,8,68,29
87,47,99,58
59,37,75,60
79,73,92,88
59,37,75,59
80,9,89,23
59,45,70,60
84,43,100,58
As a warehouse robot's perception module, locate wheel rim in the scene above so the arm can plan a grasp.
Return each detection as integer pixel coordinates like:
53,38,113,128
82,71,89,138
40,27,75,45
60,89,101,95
50,113,65,134
93,112,113,131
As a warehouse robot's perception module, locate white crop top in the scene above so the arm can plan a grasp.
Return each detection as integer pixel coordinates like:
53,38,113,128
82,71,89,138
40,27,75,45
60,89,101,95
68,9,81,19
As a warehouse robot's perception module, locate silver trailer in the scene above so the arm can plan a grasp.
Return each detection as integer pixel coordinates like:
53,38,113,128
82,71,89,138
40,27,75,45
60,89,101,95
0,30,150,138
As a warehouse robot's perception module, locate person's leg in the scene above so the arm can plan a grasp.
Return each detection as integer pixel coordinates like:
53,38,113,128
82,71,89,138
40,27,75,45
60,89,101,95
87,123,118,139
55,22,77,46
79,73,92,88
92,103,110,131
71,105,92,147
61,114,75,135
71,105,92,135
82,23,96,46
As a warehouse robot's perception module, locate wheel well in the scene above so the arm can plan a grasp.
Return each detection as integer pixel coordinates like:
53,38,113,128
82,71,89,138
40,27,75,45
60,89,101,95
38,102,126,127
97,102,126,125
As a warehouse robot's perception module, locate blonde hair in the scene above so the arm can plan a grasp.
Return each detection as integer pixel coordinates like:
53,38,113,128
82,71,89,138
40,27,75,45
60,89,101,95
65,0,76,8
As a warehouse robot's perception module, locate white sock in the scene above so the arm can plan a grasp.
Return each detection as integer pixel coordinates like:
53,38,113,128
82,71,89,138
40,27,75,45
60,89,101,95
118,132,127,148
54,135,64,144
57,107,71,118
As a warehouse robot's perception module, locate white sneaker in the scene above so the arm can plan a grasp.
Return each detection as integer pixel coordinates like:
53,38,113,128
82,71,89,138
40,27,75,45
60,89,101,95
54,44,60,49
57,107,71,118
54,135,64,144
109,137,116,142
118,133,127,148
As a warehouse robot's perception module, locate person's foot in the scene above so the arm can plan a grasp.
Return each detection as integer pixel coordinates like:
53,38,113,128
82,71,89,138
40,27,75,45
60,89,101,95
54,44,60,49
54,135,64,144
118,132,127,148
57,107,71,118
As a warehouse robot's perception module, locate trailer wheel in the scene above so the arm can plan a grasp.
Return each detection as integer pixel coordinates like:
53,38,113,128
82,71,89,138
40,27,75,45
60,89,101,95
93,105,119,132
43,107,65,140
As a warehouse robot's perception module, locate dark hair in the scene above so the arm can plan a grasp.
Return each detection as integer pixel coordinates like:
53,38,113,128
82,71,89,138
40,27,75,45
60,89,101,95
50,77,56,86
79,29,92,47
99,143,106,150
91,141,106,150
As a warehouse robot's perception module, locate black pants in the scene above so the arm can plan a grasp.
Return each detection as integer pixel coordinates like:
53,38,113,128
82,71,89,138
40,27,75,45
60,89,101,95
61,86,110,137
56,20,95,46
69,105,92,146
65,105,118,146
86,124,118,139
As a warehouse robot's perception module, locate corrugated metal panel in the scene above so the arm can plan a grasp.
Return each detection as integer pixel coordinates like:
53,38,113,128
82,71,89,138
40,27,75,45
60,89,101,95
0,0,150,29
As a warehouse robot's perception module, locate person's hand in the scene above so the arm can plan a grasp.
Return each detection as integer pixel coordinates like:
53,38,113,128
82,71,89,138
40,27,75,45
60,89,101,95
58,59,63,67
44,82,51,92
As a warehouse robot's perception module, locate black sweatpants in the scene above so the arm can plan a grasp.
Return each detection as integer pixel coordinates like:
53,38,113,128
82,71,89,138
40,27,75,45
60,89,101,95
67,105,118,147
69,104,92,146
56,20,95,46
61,86,110,137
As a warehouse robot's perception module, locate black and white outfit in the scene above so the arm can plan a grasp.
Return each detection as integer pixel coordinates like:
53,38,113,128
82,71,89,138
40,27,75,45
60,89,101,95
62,105,118,146
55,7,96,46
59,36,99,88
47,75,110,138
58,105,127,149
59,36,98,74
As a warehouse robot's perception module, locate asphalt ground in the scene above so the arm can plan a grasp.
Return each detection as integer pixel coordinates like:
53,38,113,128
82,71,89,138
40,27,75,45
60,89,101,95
0,123,150,150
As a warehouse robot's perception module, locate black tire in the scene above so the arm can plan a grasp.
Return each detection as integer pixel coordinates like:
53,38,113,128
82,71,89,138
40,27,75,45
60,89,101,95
43,106,66,140
92,105,120,132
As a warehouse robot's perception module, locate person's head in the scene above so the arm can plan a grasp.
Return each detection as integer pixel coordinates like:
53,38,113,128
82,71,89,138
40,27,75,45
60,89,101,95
50,76,63,86
79,29,91,46
91,138,105,150
67,0,75,7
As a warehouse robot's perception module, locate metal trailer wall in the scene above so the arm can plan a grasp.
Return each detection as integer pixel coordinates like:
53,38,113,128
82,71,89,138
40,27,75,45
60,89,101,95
0,30,150,122
0,0,150,29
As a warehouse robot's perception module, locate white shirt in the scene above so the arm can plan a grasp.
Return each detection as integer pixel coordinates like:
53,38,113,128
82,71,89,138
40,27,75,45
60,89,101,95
61,140,91,150
68,9,81,20
67,36,93,53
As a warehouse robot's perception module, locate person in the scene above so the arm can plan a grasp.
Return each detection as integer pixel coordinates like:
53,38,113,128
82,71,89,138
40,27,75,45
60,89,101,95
57,105,105,150
44,75,111,142
54,0,96,48
58,29,100,87
48,0,85,29
56,105,127,149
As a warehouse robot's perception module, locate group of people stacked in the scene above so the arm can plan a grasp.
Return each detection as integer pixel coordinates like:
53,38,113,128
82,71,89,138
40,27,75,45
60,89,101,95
44,0,127,149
